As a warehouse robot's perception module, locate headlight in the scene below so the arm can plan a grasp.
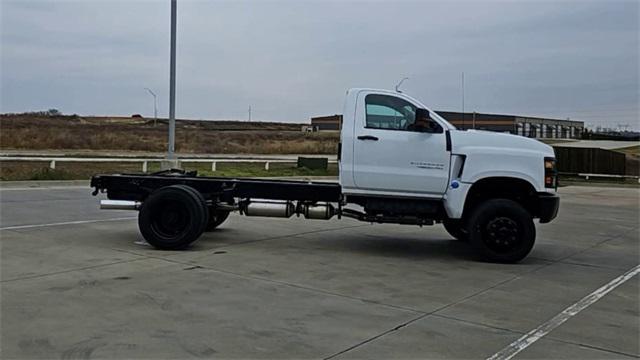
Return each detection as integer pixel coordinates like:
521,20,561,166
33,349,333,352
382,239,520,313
544,157,557,188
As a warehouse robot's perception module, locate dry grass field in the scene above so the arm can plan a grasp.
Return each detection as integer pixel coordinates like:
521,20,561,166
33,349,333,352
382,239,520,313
0,160,339,181
0,114,339,154
0,114,340,180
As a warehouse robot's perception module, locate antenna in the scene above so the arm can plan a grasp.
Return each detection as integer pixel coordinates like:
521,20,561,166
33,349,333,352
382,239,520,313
395,77,409,93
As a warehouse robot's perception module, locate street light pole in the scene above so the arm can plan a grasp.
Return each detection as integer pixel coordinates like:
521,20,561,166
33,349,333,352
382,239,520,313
144,87,158,127
168,0,177,159
461,72,465,130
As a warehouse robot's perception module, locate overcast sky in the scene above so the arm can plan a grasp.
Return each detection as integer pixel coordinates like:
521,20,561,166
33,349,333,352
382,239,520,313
1,0,638,129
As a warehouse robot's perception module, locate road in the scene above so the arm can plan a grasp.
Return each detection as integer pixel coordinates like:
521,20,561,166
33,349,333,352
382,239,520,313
1,184,638,359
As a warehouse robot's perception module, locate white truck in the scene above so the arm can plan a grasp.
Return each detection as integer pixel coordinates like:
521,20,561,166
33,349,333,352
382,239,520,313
91,88,559,263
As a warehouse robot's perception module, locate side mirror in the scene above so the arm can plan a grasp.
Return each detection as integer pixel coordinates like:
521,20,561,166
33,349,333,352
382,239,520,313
413,108,440,133
415,108,431,120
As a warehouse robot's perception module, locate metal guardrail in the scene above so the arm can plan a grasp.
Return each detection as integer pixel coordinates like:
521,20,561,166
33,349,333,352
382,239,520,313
577,173,640,183
559,172,640,183
0,156,337,172
4,157,635,182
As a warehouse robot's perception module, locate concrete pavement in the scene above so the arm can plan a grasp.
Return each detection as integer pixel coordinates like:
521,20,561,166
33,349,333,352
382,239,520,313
1,184,638,359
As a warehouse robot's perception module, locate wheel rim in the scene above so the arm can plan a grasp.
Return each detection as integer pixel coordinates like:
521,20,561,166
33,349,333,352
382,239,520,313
482,216,520,253
150,200,189,239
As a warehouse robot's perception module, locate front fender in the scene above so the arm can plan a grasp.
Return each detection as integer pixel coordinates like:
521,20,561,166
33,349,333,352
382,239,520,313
465,170,541,191
444,172,539,219
458,148,546,191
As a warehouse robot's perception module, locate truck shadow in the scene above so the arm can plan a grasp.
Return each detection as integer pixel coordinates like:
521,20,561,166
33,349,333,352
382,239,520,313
318,235,477,262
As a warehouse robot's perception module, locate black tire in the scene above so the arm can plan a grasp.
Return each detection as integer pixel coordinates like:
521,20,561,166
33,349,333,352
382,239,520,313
466,199,535,263
177,185,209,235
205,210,230,231
138,185,209,250
442,219,468,241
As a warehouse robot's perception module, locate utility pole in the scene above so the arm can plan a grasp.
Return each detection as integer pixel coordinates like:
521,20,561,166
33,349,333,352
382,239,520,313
248,106,252,122
461,72,465,130
144,88,158,127
472,111,476,129
167,0,177,160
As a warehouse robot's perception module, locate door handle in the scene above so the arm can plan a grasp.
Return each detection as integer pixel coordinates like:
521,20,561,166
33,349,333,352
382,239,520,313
357,135,379,141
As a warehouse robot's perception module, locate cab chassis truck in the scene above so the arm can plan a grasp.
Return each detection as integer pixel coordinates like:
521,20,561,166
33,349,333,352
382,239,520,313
91,89,559,263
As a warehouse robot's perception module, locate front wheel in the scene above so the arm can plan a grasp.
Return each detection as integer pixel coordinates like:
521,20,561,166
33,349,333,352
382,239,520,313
466,199,535,263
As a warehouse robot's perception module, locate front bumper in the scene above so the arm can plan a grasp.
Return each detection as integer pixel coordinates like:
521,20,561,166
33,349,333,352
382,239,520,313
537,192,560,223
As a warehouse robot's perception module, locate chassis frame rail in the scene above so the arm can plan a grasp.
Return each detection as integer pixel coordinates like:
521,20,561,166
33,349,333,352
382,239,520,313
91,173,342,203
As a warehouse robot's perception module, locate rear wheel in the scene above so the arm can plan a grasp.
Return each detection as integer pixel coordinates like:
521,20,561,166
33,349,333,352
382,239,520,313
466,199,535,263
442,219,468,241
205,210,230,231
138,185,208,250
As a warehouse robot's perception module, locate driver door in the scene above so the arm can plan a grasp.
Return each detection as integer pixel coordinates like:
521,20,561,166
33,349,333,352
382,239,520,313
352,91,450,196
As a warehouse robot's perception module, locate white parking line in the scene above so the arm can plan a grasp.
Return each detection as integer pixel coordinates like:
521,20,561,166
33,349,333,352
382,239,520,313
487,264,640,360
0,217,136,231
0,186,89,191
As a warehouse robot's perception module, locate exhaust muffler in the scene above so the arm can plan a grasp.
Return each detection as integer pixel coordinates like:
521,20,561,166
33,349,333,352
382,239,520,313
302,203,335,220
239,200,336,220
242,201,295,218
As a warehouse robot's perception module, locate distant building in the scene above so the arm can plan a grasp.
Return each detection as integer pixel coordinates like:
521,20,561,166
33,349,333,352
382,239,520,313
310,114,342,131
310,111,584,139
436,111,585,139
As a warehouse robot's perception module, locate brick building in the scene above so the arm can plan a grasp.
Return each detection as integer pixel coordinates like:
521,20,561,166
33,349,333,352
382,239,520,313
310,111,584,139
437,111,584,139
310,114,342,131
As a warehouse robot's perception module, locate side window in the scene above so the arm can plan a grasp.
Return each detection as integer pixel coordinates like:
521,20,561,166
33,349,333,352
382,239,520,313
365,94,417,130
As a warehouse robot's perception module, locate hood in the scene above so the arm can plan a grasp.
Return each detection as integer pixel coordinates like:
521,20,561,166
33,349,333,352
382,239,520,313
450,130,555,157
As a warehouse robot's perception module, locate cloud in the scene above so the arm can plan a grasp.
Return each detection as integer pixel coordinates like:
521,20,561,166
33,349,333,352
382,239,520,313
1,0,638,128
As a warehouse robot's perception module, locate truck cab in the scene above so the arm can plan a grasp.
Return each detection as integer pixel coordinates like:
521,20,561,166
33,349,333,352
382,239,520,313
338,88,559,261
